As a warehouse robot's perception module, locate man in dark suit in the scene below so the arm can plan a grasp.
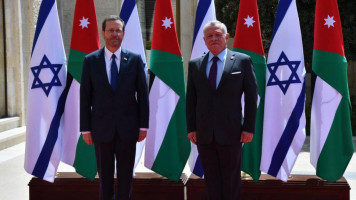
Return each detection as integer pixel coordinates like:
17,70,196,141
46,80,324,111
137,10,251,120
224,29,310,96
186,20,257,200
80,16,149,200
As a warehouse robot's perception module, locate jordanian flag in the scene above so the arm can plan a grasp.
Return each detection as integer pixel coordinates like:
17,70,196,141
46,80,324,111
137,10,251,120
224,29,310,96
144,0,190,181
310,0,354,182
61,0,100,180
232,0,266,182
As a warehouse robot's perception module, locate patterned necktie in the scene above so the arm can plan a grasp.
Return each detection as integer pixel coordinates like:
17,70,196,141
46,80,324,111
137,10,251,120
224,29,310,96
110,54,118,90
208,56,219,91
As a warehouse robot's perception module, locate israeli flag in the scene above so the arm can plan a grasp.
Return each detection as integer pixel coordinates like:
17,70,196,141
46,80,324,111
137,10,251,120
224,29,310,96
188,0,216,177
120,0,147,170
260,0,306,182
24,0,67,182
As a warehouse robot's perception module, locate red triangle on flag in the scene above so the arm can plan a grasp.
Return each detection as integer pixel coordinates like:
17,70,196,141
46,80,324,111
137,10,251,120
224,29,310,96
151,0,182,56
233,0,264,56
314,0,345,56
70,0,100,53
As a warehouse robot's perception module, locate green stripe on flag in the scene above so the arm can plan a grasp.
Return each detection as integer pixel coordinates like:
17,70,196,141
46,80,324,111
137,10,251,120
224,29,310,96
149,49,190,181
316,97,353,181
313,50,350,103
313,50,353,181
151,99,190,181
67,48,98,180
68,49,88,83
233,47,266,181
73,134,97,180
150,49,186,96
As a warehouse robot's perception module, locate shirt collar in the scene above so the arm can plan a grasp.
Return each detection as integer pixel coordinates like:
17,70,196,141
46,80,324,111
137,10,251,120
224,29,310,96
104,46,121,60
208,48,227,62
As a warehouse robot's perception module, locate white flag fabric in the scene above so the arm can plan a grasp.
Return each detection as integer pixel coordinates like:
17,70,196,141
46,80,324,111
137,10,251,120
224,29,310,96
120,0,147,170
190,0,216,60
260,0,306,182
24,0,67,182
188,0,216,178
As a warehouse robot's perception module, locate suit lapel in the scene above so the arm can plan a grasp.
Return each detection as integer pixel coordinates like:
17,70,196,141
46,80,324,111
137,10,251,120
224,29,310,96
97,48,112,90
199,53,214,91
117,48,129,89
217,50,235,90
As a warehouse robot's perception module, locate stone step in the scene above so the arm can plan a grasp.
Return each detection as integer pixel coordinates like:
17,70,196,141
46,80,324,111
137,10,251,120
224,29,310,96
0,126,26,150
0,117,21,132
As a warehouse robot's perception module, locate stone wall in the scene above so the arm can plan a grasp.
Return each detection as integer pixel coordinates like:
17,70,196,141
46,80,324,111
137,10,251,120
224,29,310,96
21,0,36,122
4,0,25,124
179,0,196,77
0,0,5,117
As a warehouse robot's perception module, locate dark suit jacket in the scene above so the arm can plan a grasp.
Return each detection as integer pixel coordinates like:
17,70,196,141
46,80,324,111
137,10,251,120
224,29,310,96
80,48,149,143
186,49,257,145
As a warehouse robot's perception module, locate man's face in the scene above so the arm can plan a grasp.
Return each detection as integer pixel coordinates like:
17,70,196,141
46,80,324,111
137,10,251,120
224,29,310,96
102,20,125,51
203,25,229,56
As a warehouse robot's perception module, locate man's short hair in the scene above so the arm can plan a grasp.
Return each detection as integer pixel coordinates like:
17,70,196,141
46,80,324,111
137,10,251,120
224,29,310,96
203,20,228,35
102,15,125,32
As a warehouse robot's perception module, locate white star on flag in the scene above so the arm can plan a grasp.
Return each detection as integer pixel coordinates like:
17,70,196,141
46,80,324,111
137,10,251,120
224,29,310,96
244,15,255,28
162,17,173,29
79,16,90,29
324,15,335,28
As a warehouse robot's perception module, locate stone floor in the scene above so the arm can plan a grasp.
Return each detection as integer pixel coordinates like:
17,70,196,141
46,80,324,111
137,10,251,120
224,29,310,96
0,138,355,200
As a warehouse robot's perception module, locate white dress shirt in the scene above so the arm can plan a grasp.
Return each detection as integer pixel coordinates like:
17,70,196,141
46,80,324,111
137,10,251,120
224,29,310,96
104,46,121,84
206,48,227,89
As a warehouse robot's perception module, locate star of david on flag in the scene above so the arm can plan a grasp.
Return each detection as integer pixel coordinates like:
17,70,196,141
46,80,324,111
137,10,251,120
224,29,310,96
267,51,301,94
25,0,67,182
31,54,63,96
260,0,306,182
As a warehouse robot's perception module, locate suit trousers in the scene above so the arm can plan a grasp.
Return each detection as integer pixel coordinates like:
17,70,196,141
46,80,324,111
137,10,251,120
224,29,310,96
94,134,136,200
197,139,242,200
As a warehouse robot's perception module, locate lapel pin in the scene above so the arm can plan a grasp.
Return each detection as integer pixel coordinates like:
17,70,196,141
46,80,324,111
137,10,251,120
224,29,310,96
231,56,235,60
124,57,128,61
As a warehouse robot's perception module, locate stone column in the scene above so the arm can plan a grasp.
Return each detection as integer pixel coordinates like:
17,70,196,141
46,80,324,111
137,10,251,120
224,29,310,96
0,0,6,117
136,0,146,46
4,0,25,124
21,0,35,125
179,0,196,78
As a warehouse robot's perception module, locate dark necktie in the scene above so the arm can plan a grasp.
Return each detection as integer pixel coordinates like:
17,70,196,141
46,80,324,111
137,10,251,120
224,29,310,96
208,56,219,91
110,54,118,90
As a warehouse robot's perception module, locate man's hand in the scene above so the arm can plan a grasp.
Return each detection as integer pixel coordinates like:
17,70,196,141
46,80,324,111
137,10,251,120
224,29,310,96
138,130,147,142
240,131,253,143
188,132,197,145
82,132,93,145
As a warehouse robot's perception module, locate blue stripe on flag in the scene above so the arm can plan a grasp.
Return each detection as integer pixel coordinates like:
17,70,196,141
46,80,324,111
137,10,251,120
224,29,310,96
192,0,212,47
271,0,293,41
120,0,136,24
268,79,306,176
192,155,204,177
31,0,55,57
32,75,72,179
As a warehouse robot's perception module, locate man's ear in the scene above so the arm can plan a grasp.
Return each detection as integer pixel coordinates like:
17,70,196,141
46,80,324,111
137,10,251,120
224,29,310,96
225,33,230,40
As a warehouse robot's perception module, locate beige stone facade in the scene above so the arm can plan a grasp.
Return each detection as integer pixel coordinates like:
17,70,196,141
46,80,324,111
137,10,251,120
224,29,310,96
0,0,5,117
